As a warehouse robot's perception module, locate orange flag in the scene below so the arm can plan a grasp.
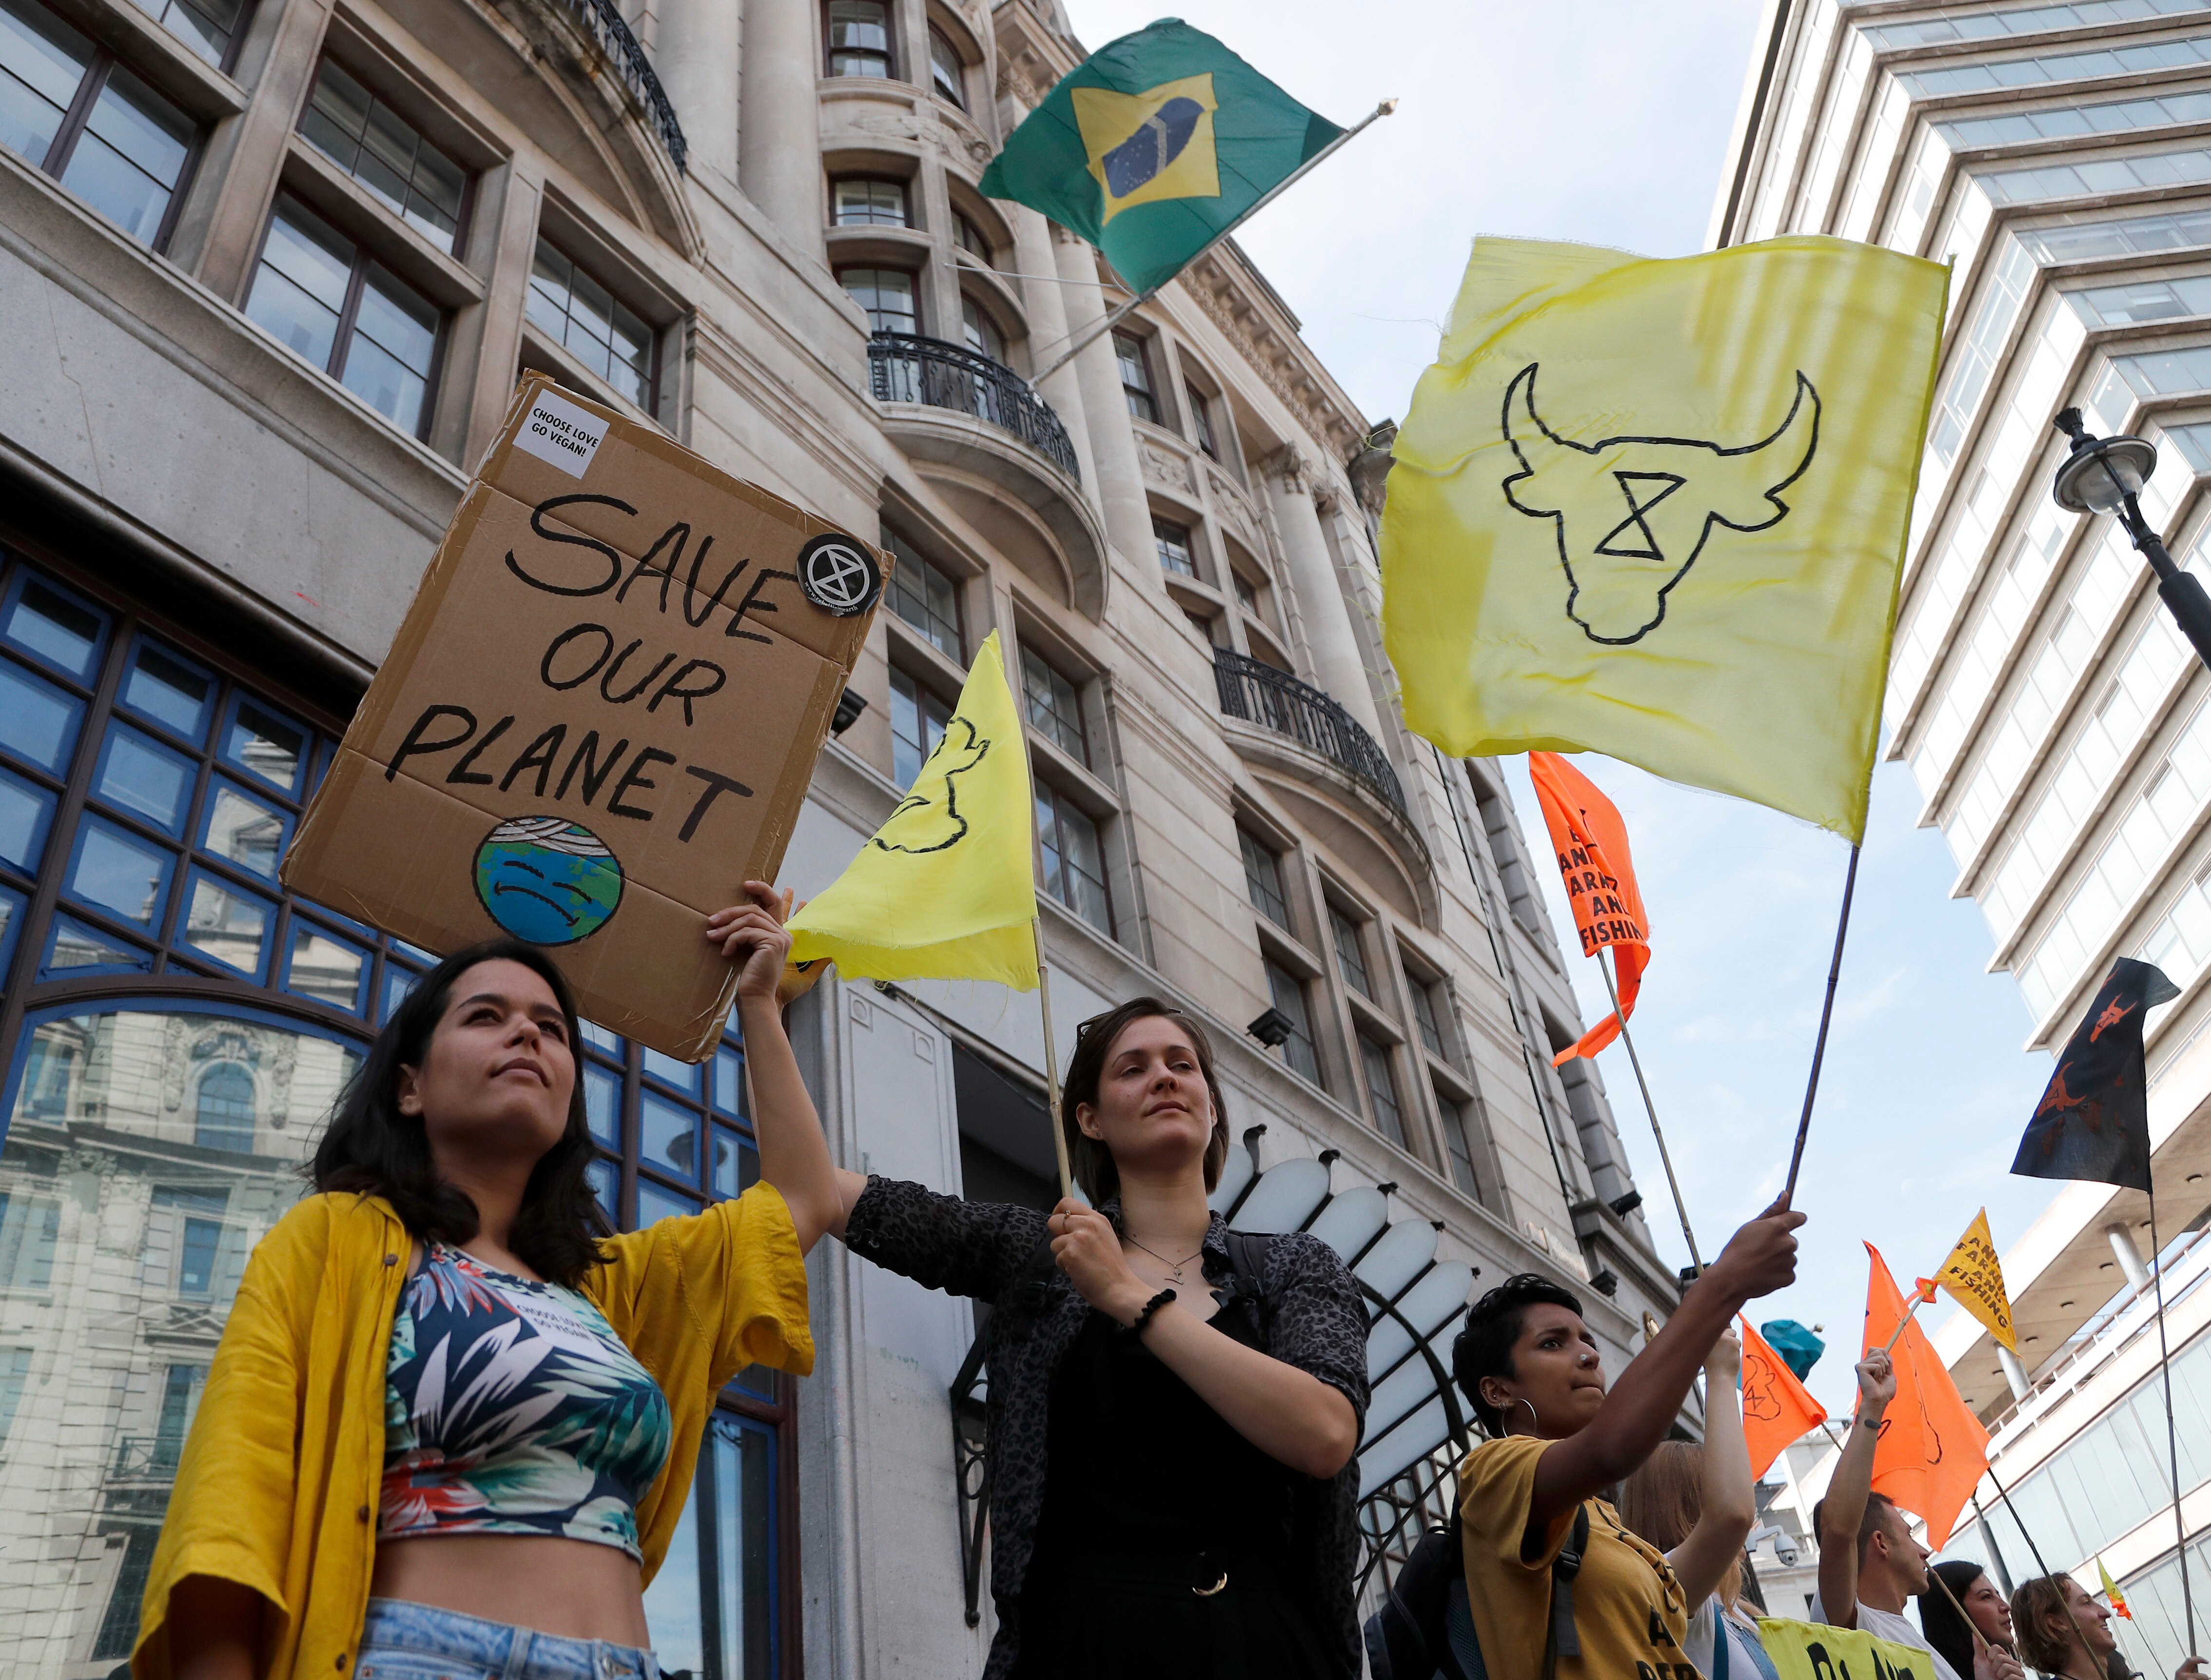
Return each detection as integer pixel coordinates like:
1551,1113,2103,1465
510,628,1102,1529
1528,752,1650,1064
1739,1317,1828,1480
1862,1243,1990,1548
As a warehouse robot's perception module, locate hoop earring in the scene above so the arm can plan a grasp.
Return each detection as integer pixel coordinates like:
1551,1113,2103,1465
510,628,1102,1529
1519,1397,1542,1433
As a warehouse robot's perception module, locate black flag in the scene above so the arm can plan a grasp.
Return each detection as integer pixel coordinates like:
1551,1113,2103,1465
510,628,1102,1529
2012,957,2178,1193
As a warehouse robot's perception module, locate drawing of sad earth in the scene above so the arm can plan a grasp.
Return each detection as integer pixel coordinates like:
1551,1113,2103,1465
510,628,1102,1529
473,816,624,944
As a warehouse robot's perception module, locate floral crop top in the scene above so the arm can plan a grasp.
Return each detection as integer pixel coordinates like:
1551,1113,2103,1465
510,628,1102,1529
380,1242,673,1560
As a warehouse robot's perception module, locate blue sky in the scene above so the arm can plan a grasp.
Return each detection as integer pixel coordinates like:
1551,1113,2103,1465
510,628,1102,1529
1060,0,2063,1413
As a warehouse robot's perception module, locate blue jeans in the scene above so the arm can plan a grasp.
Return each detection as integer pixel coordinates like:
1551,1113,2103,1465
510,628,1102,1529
356,1598,662,1680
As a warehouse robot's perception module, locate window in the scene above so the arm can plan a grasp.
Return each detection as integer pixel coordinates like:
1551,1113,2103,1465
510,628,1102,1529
641,1410,781,1677
1154,517,1194,578
826,0,891,76
191,1062,253,1151
245,198,440,436
953,208,991,263
127,0,244,68
0,0,197,249
839,266,917,335
1115,330,1159,422
884,534,961,659
298,61,467,251
1188,387,1220,460
527,236,656,410
1021,647,1087,763
0,1191,59,1289
1359,1034,1405,1147
1408,972,1446,1057
832,176,908,227
889,666,951,787
1231,570,1259,616
176,1215,221,1293
1329,905,1371,999
928,22,966,107
1185,607,1222,647
1440,1089,1484,1199
1036,783,1110,933
1240,828,1288,928
1263,958,1319,1082
961,296,1005,363
0,1346,28,1450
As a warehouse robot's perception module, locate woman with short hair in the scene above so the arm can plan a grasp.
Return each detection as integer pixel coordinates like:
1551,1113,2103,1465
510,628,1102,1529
1447,1200,1802,1679
137,886,839,1680
830,996,1370,1679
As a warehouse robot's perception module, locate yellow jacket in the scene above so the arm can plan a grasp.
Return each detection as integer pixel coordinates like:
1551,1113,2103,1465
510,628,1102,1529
133,1183,814,1680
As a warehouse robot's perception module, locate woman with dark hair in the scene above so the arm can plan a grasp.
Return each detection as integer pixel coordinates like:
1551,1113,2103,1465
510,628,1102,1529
1447,1199,1802,1678
829,996,1370,1679
1921,1561,2017,1680
135,885,840,1680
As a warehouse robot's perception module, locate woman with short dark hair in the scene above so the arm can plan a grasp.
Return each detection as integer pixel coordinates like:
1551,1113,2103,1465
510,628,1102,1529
1448,1202,1802,1678
829,996,1370,1679
135,886,839,1680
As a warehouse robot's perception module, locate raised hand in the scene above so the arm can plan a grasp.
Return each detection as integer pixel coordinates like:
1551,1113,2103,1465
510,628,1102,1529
1046,1198,1149,1324
1709,1195,1805,1302
705,881,794,1001
1706,1324,1741,1382
1855,1348,1897,1413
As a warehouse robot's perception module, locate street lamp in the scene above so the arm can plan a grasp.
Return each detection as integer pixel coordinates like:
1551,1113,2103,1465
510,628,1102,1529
2052,408,2211,671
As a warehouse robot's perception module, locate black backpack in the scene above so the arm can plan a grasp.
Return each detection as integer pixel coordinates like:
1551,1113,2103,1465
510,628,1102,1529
1364,1499,1591,1680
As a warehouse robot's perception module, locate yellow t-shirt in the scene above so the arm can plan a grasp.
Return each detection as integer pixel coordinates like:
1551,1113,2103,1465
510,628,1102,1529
1458,1435,1695,1679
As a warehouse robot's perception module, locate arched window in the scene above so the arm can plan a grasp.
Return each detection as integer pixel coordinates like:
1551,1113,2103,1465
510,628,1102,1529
192,1062,255,1153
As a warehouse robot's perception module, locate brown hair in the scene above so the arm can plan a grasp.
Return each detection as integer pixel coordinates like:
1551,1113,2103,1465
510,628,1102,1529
1619,1441,1704,1553
1060,997,1230,1204
2012,1576,2087,1674
1811,1489,1900,1564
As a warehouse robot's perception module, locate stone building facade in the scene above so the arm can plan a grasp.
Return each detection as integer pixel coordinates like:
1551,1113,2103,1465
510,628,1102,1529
0,0,1675,1670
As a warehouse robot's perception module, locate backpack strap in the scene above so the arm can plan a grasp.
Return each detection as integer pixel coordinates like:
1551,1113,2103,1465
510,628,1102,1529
1541,1502,1592,1680
1220,1228,1274,1335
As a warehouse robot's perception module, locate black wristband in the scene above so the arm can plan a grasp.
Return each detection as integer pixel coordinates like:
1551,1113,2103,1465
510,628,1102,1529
1860,1415,1881,1432
1128,1288,1176,1334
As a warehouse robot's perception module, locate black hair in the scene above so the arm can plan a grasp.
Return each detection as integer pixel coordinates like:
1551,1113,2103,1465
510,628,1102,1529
309,937,610,1286
1059,997,1230,1205
1920,1560,1992,1680
1450,1272,1584,1437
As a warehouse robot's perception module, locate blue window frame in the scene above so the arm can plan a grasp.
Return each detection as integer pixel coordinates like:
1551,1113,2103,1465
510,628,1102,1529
0,544,796,1676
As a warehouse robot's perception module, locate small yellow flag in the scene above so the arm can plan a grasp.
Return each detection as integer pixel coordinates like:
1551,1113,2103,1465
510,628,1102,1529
1933,1208,2017,1353
1382,235,1948,843
788,631,1039,988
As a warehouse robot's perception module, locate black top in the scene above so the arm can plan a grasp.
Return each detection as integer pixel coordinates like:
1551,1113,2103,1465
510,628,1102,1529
1031,1296,1296,1571
841,1175,1370,1680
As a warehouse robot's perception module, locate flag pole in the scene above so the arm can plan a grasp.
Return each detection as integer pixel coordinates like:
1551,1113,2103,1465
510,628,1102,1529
2147,1189,2198,1654
1968,1493,2017,1596
1978,1466,2114,1670
1034,919,1073,1201
1783,843,1862,1201
1600,947,1703,1271
1028,98,1398,386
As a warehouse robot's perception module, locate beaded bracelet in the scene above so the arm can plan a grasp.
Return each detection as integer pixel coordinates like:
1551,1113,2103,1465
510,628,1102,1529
1128,1288,1176,1334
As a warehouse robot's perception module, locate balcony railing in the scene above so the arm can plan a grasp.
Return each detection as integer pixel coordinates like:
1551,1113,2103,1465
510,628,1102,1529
540,0,688,171
867,333,1081,480
1214,648,1407,817
110,1435,185,1482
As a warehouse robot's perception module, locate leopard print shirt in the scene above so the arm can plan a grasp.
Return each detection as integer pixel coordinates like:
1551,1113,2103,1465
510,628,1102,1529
842,1174,1371,1680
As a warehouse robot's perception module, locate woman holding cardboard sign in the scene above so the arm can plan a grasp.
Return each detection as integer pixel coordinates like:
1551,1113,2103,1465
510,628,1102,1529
824,997,1371,1680
135,883,838,1680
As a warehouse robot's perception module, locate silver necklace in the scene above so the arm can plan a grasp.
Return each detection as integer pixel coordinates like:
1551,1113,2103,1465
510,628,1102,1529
1124,1234,1205,1286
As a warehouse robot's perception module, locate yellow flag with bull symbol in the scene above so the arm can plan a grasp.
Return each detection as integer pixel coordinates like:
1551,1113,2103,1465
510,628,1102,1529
787,631,1039,988
1382,235,1948,843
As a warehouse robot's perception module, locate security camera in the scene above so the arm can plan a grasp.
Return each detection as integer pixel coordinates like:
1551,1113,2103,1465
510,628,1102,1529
1777,1543,1800,1567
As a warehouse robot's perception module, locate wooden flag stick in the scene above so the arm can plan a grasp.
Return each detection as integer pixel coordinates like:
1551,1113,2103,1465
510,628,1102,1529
1601,946,1703,1271
1034,919,1072,1201
1880,1290,1931,1356
1784,843,1863,1201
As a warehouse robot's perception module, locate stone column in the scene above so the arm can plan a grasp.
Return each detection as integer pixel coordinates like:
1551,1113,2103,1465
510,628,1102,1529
1009,206,1097,512
1265,449,1384,735
1053,231,1154,570
739,0,825,261
658,0,740,181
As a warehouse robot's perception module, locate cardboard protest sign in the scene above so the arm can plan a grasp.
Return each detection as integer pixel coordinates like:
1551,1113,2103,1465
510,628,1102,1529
1758,1619,1934,1680
282,377,887,1059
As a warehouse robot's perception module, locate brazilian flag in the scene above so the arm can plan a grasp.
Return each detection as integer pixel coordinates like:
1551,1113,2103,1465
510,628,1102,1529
979,19,1343,297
